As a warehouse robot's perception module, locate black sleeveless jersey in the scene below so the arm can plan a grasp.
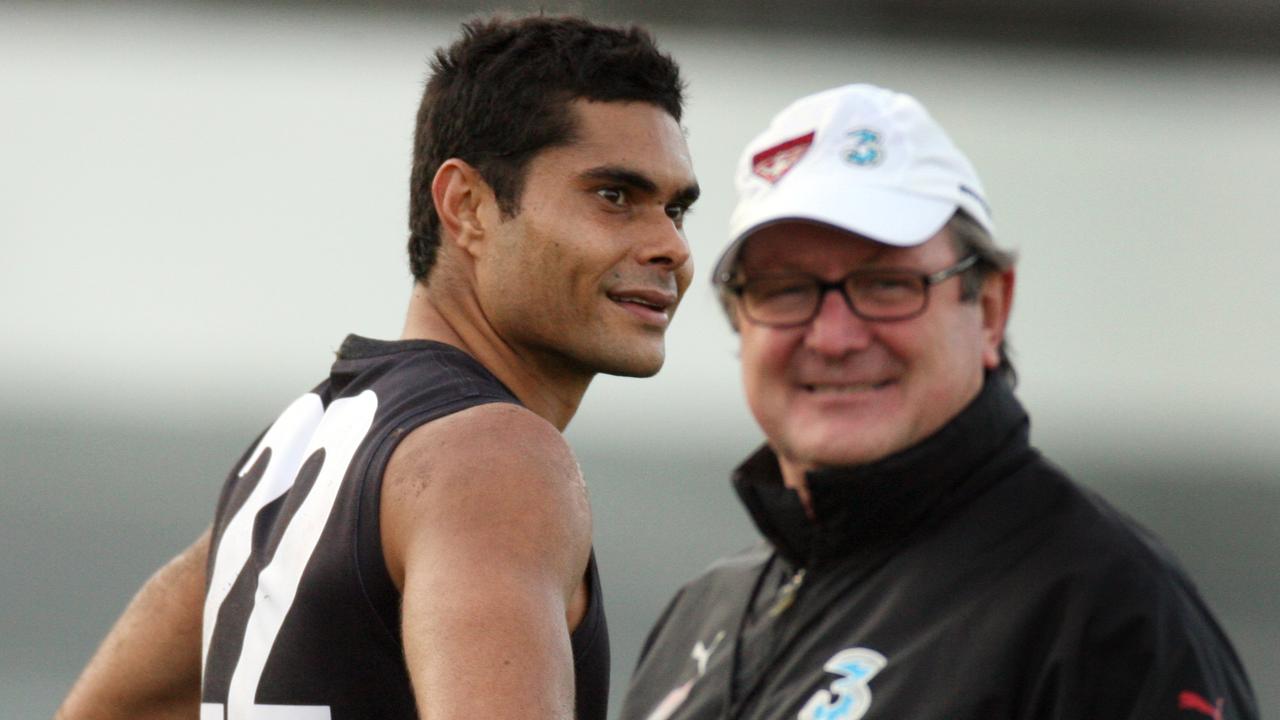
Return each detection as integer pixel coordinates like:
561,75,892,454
200,335,609,720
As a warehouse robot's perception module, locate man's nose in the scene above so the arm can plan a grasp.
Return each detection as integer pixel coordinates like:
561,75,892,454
804,287,873,356
635,212,691,271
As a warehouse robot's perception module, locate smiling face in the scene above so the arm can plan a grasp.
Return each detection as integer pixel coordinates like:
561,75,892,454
474,99,698,379
734,221,1010,473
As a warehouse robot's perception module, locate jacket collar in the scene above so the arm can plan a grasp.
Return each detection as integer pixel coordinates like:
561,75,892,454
732,374,1030,567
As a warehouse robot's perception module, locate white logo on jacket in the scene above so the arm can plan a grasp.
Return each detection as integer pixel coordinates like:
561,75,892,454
644,630,727,720
798,647,887,720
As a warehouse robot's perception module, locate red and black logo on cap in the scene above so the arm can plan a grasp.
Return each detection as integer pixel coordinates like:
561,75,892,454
752,131,815,183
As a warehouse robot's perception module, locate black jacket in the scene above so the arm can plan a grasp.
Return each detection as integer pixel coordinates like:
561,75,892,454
621,377,1256,720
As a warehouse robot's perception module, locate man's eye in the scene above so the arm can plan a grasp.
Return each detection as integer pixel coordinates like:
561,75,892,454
855,274,921,301
867,276,914,291
751,280,813,301
665,203,690,222
597,188,627,206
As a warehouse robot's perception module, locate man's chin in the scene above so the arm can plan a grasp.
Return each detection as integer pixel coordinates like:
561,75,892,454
783,429,904,470
602,357,664,379
588,344,666,379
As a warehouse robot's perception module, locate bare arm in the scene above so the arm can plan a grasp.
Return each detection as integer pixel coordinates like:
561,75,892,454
55,528,210,720
381,403,592,720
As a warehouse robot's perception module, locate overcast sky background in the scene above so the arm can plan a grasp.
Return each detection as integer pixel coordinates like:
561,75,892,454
3,3,1277,458
2,2,1277,715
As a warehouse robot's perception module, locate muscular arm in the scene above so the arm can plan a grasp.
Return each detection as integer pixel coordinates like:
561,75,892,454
56,527,209,720
381,403,592,720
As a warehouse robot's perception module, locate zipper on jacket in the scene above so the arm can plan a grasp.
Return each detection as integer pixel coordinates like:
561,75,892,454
725,549,823,718
766,568,806,617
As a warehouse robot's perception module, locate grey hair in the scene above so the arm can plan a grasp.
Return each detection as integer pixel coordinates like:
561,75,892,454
947,210,1018,386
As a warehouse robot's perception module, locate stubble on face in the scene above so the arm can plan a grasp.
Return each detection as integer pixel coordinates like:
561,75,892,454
735,224,994,476
475,100,697,384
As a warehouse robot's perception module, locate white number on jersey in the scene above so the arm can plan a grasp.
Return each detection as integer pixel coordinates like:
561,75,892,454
201,390,378,719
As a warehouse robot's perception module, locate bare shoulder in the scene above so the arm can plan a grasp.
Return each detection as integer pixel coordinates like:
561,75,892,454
387,402,583,496
380,402,590,589
385,402,586,514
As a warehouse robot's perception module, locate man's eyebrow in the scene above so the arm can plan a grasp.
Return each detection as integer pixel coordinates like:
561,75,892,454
581,166,659,194
674,182,701,206
580,166,700,204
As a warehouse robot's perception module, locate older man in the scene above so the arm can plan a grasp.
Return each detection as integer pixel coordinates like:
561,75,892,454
621,85,1256,720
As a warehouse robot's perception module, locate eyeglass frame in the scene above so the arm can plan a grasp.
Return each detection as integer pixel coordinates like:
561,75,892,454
720,254,980,328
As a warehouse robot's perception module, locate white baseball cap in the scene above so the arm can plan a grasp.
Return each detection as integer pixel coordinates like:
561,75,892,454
715,84,996,282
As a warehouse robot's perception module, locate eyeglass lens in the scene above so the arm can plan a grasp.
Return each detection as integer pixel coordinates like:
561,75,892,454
742,271,928,325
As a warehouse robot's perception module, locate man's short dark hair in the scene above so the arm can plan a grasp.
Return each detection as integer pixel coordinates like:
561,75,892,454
406,15,686,282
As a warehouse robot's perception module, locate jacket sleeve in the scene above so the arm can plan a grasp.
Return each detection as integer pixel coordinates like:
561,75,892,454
1025,560,1258,720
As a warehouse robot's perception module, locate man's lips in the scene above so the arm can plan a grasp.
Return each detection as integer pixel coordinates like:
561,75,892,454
799,379,896,394
608,287,677,325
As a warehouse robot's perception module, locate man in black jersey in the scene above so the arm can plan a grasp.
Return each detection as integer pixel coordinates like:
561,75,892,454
621,84,1256,719
58,15,697,720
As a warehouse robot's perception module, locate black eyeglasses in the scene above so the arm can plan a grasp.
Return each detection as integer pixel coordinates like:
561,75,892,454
723,255,978,327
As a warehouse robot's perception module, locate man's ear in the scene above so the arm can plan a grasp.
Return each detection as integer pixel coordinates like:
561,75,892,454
980,268,1015,370
431,159,493,258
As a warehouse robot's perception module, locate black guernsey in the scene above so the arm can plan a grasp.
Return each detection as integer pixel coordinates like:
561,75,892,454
201,335,609,719
622,376,1256,720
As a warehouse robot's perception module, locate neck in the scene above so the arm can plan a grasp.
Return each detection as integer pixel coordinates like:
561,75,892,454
776,456,817,520
400,282,590,431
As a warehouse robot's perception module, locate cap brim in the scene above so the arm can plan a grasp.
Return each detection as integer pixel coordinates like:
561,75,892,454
716,182,957,281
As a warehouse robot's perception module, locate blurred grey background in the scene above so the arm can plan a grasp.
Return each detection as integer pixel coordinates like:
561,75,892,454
3,1,1277,716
